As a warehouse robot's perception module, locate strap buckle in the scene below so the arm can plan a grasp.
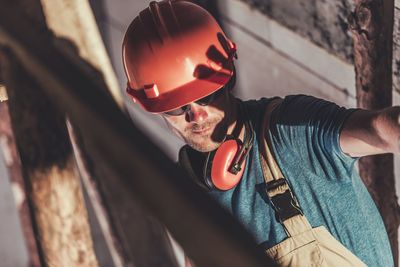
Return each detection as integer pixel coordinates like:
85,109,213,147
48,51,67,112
266,179,303,223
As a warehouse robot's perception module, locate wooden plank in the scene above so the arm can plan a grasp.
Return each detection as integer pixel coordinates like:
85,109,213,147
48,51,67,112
68,121,181,267
39,0,123,108
67,121,124,267
350,0,400,264
0,48,99,267
0,101,40,266
0,85,6,102
39,0,181,265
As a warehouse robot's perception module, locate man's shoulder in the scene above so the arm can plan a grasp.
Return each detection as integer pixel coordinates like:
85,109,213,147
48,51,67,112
242,94,319,105
241,94,316,113
241,94,334,124
241,96,282,108
272,94,340,119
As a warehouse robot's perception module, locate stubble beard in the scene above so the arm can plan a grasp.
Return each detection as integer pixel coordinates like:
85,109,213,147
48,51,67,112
183,117,225,152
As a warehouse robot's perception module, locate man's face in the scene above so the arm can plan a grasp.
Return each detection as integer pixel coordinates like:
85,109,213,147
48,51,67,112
162,90,235,152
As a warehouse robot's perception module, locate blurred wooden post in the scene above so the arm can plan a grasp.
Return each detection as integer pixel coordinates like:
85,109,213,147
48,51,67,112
37,1,126,266
350,0,400,264
0,85,7,102
0,95,41,266
39,0,123,109
39,1,181,266
1,47,40,267
68,122,180,267
0,49,99,267
67,122,125,267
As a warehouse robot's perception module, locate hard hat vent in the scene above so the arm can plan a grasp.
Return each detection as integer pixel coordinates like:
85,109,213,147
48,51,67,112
146,1,181,44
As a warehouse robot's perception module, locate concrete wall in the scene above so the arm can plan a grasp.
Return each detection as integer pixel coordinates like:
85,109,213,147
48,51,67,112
240,0,355,63
217,0,356,104
241,0,400,105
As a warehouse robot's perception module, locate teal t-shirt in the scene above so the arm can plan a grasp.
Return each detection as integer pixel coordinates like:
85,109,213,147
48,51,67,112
208,95,393,267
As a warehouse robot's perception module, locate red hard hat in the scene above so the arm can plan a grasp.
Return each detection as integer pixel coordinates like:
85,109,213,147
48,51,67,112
122,0,237,113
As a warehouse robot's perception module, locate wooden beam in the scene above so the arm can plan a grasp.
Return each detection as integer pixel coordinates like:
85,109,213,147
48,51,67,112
0,2,277,267
67,121,125,267
39,0,123,108
0,85,7,102
0,48,99,267
0,101,41,267
0,63,6,101
0,0,122,106
39,1,180,265
350,0,400,264
68,121,180,267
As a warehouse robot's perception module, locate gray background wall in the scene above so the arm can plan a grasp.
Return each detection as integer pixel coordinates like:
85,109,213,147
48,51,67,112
241,0,356,63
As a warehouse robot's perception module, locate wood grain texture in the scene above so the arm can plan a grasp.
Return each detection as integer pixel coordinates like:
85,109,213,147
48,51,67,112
0,101,41,267
0,48,98,267
350,0,400,264
39,0,123,108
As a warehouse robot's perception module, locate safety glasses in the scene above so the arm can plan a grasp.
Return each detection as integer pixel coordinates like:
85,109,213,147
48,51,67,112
163,87,226,116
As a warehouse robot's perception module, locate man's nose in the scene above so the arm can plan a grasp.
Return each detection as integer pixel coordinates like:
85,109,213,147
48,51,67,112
186,103,208,122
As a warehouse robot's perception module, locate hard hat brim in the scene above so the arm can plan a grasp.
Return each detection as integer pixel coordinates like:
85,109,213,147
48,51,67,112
130,70,232,113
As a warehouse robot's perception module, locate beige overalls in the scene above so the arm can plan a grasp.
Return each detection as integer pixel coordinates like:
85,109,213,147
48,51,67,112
260,99,367,266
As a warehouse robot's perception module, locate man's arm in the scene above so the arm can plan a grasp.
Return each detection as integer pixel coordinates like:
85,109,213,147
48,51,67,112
340,106,400,157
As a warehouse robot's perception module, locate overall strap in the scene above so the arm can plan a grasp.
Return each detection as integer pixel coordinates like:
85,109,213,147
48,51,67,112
259,98,312,237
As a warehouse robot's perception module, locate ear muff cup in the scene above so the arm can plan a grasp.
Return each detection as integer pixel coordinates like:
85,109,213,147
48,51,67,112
178,99,253,192
209,139,246,190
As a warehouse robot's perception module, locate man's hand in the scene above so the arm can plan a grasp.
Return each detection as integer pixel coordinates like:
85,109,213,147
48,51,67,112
340,106,400,157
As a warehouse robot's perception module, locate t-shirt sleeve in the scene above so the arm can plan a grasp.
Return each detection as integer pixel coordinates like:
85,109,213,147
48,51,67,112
272,95,358,163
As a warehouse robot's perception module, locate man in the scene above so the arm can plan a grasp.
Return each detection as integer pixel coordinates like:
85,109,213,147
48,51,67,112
122,1,396,266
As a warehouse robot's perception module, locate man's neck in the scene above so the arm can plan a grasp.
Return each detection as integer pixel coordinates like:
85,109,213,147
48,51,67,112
226,98,245,142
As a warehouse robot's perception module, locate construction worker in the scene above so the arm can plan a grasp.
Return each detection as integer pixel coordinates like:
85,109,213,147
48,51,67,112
122,1,394,266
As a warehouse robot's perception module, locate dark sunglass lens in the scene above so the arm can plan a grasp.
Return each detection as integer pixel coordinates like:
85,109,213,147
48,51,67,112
196,88,224,106
196,94,214,106
164,108,184,116
164,105,189,116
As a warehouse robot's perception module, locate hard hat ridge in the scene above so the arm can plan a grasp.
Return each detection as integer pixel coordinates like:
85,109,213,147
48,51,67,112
145,1,182,44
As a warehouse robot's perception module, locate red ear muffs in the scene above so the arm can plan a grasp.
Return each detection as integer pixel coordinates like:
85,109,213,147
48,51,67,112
210,139,246,191
203,102,254,191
